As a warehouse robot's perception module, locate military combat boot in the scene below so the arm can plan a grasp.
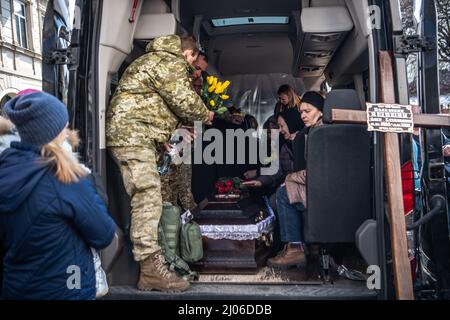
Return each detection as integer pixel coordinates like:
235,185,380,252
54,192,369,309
267,243,306,269
137,250,190,292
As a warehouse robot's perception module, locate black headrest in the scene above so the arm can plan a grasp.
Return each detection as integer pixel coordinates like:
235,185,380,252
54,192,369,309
323,89,362,123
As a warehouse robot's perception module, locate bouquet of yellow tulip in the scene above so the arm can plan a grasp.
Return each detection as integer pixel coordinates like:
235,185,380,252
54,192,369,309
201,75,231,115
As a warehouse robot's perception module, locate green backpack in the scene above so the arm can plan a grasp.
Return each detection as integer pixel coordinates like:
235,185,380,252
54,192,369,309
158,202,203,279
180,212,203,263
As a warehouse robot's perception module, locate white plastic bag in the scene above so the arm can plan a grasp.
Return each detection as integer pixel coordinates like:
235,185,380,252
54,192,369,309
91,248,109,299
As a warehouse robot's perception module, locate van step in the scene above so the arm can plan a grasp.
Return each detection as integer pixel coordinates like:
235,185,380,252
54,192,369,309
104,283,378,300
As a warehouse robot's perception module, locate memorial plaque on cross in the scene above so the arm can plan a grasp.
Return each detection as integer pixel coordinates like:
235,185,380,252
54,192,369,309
329,52,450,300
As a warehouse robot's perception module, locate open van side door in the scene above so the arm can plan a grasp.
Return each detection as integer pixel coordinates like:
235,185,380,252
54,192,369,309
414,0,450,298
42,0,75,102
42,0,124,274
371,0,449,299
42,0,102,169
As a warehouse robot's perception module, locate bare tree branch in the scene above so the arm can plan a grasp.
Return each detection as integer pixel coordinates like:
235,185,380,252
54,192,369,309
401,0,450,96
434,0,450,63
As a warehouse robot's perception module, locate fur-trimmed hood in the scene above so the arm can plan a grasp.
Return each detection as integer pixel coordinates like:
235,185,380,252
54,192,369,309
0,116,20,154
0,116,14,135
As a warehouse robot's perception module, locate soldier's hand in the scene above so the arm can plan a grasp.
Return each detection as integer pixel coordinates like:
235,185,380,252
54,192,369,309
164,143,172,152
181,126,197,141
175,129,191,144
206,111,215,125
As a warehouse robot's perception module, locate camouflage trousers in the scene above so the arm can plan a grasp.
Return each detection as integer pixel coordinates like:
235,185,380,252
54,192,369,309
110,144,161,262
161,163,197,211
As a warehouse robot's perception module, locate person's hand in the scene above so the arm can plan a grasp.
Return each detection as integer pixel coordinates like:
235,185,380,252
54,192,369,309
163,143,172,152
231,114,244,125
300,170,307,181
241,180,263,188
243,170,257,180
443,145,450,157
178,126,196,143
206,111,215,125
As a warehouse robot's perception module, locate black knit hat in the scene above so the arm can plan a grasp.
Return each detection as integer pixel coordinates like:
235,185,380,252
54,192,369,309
278,107,304,134
4,92,69,146
301,91,325,112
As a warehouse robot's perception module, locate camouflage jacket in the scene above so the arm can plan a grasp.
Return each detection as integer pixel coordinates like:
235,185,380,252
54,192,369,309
106,35,209,147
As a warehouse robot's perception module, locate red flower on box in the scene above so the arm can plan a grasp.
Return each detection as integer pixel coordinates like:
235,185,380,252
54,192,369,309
215,177,243,195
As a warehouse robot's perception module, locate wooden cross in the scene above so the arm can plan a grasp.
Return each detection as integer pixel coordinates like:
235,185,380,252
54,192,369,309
330,52,450,300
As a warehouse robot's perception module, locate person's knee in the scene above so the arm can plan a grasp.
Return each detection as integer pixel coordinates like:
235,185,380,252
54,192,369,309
276,186,289,205
269,193,277,210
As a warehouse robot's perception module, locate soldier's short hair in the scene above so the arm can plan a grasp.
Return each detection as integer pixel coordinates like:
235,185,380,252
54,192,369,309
199,48,208,60
180,35,199,55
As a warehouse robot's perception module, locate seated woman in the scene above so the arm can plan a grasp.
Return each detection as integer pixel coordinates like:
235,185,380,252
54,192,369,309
242,115,278,183
267,91,325,270
242,107,303,192
274,84,303,114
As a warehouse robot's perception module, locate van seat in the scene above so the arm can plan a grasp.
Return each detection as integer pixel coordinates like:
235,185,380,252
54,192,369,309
303,89,371,244
134,13,177,40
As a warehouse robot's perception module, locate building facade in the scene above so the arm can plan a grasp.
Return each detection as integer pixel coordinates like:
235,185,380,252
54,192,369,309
0,0,47,109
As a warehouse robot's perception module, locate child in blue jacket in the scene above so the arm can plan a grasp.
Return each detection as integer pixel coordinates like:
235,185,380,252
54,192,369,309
0,92,116,300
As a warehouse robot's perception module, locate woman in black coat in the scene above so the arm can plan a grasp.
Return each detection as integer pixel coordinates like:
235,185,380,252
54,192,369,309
242,108,304,190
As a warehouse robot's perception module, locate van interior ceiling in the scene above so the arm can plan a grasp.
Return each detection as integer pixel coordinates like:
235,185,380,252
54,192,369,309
98,0,371,136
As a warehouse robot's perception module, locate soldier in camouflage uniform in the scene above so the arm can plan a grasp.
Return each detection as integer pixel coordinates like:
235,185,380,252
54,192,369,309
159,52,209,211
161,162,197,211
106,35,213,292
160,163,178,207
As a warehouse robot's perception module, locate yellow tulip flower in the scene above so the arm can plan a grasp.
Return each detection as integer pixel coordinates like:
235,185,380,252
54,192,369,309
221,94,229,100
215,82,224,94
210,100,216,107
221,80,231,91
212,77,218,86
207,76,214,85
208,85,216,93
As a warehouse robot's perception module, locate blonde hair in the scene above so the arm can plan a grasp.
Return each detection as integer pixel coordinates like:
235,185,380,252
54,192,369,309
275,85,302,113
41,139,87,184
66,128,81,149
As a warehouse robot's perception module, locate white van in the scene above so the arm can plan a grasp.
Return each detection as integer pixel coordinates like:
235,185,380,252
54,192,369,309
41,0,450,299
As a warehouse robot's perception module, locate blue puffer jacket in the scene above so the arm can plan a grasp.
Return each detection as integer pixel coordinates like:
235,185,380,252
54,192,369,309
0,141,116,300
